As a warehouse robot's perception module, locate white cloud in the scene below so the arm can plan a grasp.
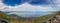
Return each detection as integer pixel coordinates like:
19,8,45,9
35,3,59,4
0,0,60,11
52,0,60,8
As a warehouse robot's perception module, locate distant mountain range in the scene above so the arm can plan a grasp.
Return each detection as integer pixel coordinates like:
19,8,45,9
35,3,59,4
2,11,56,17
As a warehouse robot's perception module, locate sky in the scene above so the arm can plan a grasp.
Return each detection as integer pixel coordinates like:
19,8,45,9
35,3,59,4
0,0,60,17
0,0,60,11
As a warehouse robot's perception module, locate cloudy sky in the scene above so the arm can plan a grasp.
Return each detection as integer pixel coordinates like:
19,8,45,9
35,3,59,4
0,0,60,11
0,0,60,17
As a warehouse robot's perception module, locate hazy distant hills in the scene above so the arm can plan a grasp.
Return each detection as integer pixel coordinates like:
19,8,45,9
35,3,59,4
7,14,21,19
2,11,55,17
0,11,38,20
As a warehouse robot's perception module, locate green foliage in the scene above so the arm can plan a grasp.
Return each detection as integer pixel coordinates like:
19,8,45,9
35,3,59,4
35,14,55,23
0,11,17,21
56,11,60,15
